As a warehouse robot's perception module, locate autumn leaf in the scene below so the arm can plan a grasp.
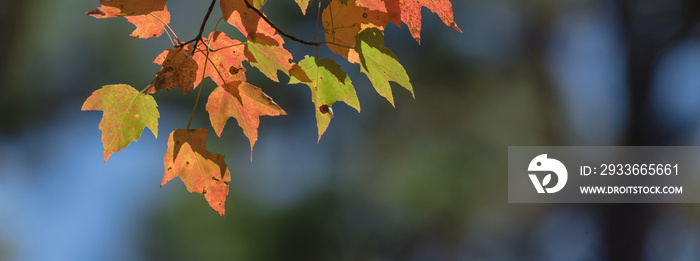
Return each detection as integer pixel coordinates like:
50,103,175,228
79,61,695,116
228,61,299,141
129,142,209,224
322,0,392,63
244,34,294,82
290,56,360,141
82,84,159,162
220,0,282,42
191,31,247,91
356,0,401,27
150,47,198,95
86,0,170,39
397,0,461,43
161,128,231,217
356,28,413,106
252,0,266,9
206,82,286,155
295,0,311,15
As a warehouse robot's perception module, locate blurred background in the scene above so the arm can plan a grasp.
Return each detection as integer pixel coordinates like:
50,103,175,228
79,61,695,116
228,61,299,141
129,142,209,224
2,0,700,260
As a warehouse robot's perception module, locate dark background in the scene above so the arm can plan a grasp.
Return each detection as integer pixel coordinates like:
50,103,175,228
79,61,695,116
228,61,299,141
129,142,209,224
2,0,700,260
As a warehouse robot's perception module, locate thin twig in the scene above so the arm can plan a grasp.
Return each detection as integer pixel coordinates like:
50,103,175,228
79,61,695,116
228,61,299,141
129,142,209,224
242,0,322,46
186,48,210,130
188,0,218,56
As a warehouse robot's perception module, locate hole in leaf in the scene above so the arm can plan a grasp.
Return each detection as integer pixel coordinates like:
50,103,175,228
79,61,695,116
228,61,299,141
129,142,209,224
186,161,190,165
319,105,334,117
212,176,221,182
229,66,240,74
202,189,207,195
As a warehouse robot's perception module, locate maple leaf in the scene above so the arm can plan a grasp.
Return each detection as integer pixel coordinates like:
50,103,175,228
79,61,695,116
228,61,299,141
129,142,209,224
244,34,294,82
397,0,461,43
206,82,286,155
161,128,231,217
150,47,198,95
295,0,311,15
322,0,392,63
86,0,170,39
191,31,247,91
220,0,283,43
82,84,159,162
356,28,413,106
356,0,401,27
290,56,360,141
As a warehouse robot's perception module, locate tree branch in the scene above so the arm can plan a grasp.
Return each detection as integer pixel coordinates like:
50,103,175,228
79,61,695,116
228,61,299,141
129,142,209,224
242,0,323,46
183,0,218,55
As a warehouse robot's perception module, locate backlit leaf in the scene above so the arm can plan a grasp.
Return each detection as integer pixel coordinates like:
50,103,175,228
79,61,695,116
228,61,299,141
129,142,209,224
252,0,266,9
161,129,231,217
397,0,461,43
220,0,283,43
86,0,170,39
290,56,360,141
322,0,392,63
206,82,286,155
191,31,247,92
356,28,413,106
244,34,294,82
356,0,401,27
150,47,198,95
295,0,311,15
82,84,159,162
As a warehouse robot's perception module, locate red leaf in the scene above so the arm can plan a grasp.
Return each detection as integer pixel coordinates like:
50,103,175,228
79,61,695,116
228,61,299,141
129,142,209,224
86,0,170,39
356,0,401,27
161,128,231,217
206,82,286,156
191,31,247,91
397,0,461,43
150,47,198,95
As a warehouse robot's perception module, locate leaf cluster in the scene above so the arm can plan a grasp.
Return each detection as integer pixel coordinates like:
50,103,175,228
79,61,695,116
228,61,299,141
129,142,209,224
82,0,460,216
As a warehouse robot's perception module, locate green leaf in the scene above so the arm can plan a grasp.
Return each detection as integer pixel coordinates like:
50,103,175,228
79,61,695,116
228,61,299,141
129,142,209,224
252,0,266,9
356,28,413,107
294,0,310,15
82,84,159,162
290,56,360,141
244,35,294,82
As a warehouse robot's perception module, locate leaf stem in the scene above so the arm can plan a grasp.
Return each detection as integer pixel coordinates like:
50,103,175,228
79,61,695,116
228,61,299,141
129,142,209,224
187,47,210,130
151,13,180,45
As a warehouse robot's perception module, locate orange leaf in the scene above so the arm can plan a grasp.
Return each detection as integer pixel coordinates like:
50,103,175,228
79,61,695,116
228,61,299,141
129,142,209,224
397,0,461,43
206,82,286,156
161,129,231,217
220,0,283,43
191,31,247,90
356,0,401,27
150,48,198,95
86,0,170,39
124,8,170,39
322,0,392,63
